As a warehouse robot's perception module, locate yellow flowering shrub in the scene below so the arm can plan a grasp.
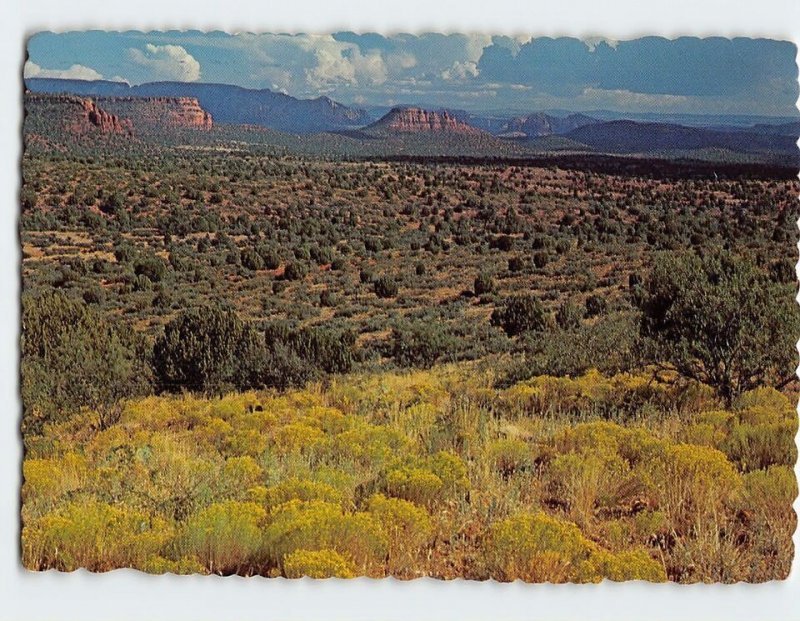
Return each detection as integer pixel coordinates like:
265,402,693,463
332,369,450,416
390,402,438,448
22,452,87,506
84,425,131,460
23,500,171,572
141,555,207,575
735,387,794,417
219,456,264,499
178,501,266,574
262,478,344,510
262,500,387,574
486,511,666,583
327,423,411,468
193,416,233,452
384,467,443,507
552,421,662,464
681,422,728,448
246,485,268,504
304,406,351,434
383,450,470,507
547,451,630,525
695,410,736,429
486,438,532,477
632,510,668,543
485,511,596,582
720,420,797,472
498,383,542,416
367,494,433,571
143,437,220,520
283,548,356,579
582,548,667,582
741,465,797,518
207,395,254,421
272,423,327,455
427,450,470,495
683,392,797,473
19,362,794,582
650,443,741,532
223,428,268,457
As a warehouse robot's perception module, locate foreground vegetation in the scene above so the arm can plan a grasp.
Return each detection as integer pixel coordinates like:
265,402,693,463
22,363,796,581
20,124,799,582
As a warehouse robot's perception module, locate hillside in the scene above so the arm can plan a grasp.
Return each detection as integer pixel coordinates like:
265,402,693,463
25,77,370,133
565,120,799,158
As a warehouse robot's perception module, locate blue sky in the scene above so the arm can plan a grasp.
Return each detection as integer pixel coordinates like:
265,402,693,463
25,31,799,116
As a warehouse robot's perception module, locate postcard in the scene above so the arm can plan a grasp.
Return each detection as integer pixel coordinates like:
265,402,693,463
19,30,799,584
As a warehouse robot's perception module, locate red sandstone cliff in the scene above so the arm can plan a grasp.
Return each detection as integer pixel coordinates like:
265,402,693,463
80,98,133,133
24,92,214,139
95,97,213,130
23,94,133,135
366,107,484,135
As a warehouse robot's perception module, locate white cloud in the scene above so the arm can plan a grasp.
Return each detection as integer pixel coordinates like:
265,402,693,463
463,34,492,62
233,34,391,92
24,61,103,81
297,35,387,89
127,44,200,82
441,61,480,81
387,52,417,72
579,87,690,109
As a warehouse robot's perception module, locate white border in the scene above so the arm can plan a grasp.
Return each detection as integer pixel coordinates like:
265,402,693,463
2,2,799,620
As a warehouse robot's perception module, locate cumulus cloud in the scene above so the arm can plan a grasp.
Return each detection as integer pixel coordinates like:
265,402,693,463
25,31,799,115
24,61,104,81
441,61,480,81
232,34,391,92
128,44,200,82
297,35,388,89
463,34,492,62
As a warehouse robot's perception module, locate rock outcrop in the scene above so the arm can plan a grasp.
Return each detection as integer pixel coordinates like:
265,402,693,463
24,93,213,140
367,107,485,135
80,98,133,133
23,94,133,135
95,97,213,131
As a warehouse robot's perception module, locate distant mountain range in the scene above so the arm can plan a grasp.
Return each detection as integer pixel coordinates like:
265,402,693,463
25,78,371,133
22,78,799,164
498,112,599,138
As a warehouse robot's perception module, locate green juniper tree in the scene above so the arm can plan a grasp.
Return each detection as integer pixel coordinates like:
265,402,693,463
636,250,798,404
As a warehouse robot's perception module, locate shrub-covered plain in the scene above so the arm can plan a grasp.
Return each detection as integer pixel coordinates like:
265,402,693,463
20,132,799,582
